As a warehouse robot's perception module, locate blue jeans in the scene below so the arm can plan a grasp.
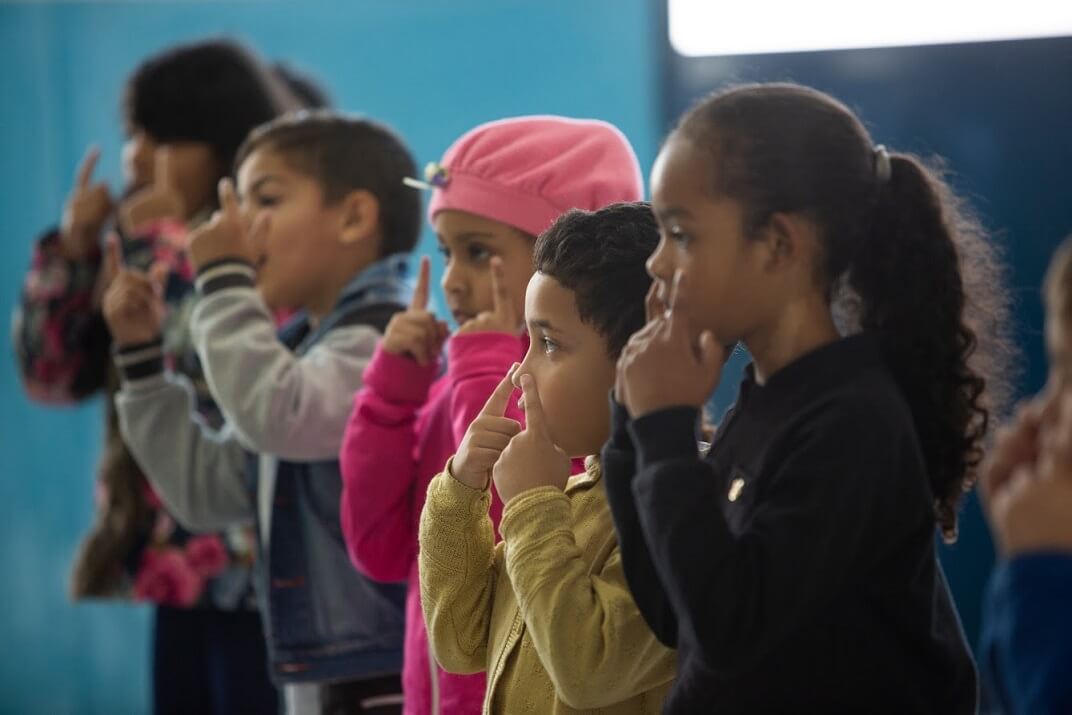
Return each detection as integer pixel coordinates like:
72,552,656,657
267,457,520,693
153,606,278,714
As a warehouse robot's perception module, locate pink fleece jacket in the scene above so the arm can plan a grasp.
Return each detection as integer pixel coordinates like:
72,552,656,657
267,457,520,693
340,331,523,714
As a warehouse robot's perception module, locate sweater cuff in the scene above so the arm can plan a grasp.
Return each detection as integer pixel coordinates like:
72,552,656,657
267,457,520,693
993,552,1072,596
607,392,635,452
39,227,103,264
31,229,103,294
195,259,256,296
628,406,702,469
364,344,439,405
500,486,571,544
113,338,165,384
447,331,523,382
426,457,492,522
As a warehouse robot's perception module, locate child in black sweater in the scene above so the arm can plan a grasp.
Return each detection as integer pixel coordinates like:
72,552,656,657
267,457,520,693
604,83,1013,713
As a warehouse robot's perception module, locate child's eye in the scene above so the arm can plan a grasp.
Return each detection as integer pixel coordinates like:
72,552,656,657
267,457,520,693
253,194,281,208
467,244,492,263
541,337,559,355
436,244,451,261
668,225,691,245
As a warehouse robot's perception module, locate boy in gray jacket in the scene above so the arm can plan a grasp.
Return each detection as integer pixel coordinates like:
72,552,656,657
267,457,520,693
103,112,421,714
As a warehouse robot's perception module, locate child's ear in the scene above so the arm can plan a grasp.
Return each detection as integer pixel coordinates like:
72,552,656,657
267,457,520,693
337,189,380,246
763,212,814,272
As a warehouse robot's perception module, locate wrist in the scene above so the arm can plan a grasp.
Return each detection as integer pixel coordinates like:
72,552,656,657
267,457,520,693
628,406,703,466
500,485,569,539
365,346,438,404
497,480,559,507
448,457,489,491
113,337,165,383
194,258,256,296
1003,531,1072,557
112,335,162,350
629,391,707,420
58,227,101,262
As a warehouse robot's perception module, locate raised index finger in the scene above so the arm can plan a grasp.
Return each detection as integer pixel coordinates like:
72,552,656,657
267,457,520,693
481,363,520,418
410,255,431,310
103,232,125,286
518,373,547,434
669,268,688,313
489,257,512,319
665,269,691,340
153,147,174,191
218,178,241,222
645,281,667,323
76,146,101,189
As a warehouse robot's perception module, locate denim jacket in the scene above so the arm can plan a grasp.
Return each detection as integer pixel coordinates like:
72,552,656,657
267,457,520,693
115,253,411,683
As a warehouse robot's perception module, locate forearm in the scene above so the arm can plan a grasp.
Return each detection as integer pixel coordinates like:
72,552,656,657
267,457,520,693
15,228,109,401
191,260,378,460
600,395,680,647
418,462,498,674
114,340,253,531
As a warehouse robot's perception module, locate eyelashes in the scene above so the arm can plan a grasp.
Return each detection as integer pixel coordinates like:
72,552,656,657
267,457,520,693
436,243,493,263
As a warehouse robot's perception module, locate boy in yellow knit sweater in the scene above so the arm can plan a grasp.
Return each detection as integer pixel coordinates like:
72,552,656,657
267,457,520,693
418,202,675,713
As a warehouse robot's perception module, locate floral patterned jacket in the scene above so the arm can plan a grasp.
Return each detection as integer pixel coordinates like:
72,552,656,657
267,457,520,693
13,218,257,609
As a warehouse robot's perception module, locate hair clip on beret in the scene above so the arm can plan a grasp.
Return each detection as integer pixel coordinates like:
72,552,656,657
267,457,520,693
403,161,451,191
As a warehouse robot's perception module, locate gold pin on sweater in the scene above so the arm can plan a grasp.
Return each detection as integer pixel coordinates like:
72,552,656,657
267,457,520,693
728,477,745,502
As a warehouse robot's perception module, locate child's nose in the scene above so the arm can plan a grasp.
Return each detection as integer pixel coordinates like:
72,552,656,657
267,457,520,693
133,139,156,175
646,236,674,283
513,355,533,389
441,261,465,296
123,146,153,187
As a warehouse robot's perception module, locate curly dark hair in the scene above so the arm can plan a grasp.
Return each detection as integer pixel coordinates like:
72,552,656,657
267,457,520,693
677,83,1015,541
534,202,659,358
235,111,421,257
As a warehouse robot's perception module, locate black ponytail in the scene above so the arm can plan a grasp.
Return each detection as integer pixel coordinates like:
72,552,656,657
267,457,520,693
851,153,1012,540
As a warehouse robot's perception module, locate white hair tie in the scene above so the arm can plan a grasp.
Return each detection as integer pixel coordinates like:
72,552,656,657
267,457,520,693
874,145,892,184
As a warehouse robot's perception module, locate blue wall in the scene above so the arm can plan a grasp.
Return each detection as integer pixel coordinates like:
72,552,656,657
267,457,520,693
0,2,658,711
665,32,1072,651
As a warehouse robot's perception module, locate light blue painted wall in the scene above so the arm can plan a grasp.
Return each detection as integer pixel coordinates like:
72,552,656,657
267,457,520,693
0,2,658,711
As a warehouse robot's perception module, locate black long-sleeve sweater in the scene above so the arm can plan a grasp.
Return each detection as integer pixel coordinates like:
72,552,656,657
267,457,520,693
601,334,977,714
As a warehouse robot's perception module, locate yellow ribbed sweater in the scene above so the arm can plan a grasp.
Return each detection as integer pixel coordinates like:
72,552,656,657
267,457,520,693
418,456,676,714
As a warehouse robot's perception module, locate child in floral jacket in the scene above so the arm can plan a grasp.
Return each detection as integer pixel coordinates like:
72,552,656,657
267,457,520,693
12,38,298,713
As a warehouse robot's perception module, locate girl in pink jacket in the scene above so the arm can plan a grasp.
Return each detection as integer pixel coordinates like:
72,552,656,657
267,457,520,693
339,115,643,714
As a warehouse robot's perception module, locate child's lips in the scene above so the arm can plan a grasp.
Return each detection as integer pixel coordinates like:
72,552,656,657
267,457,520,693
451,310,474,325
